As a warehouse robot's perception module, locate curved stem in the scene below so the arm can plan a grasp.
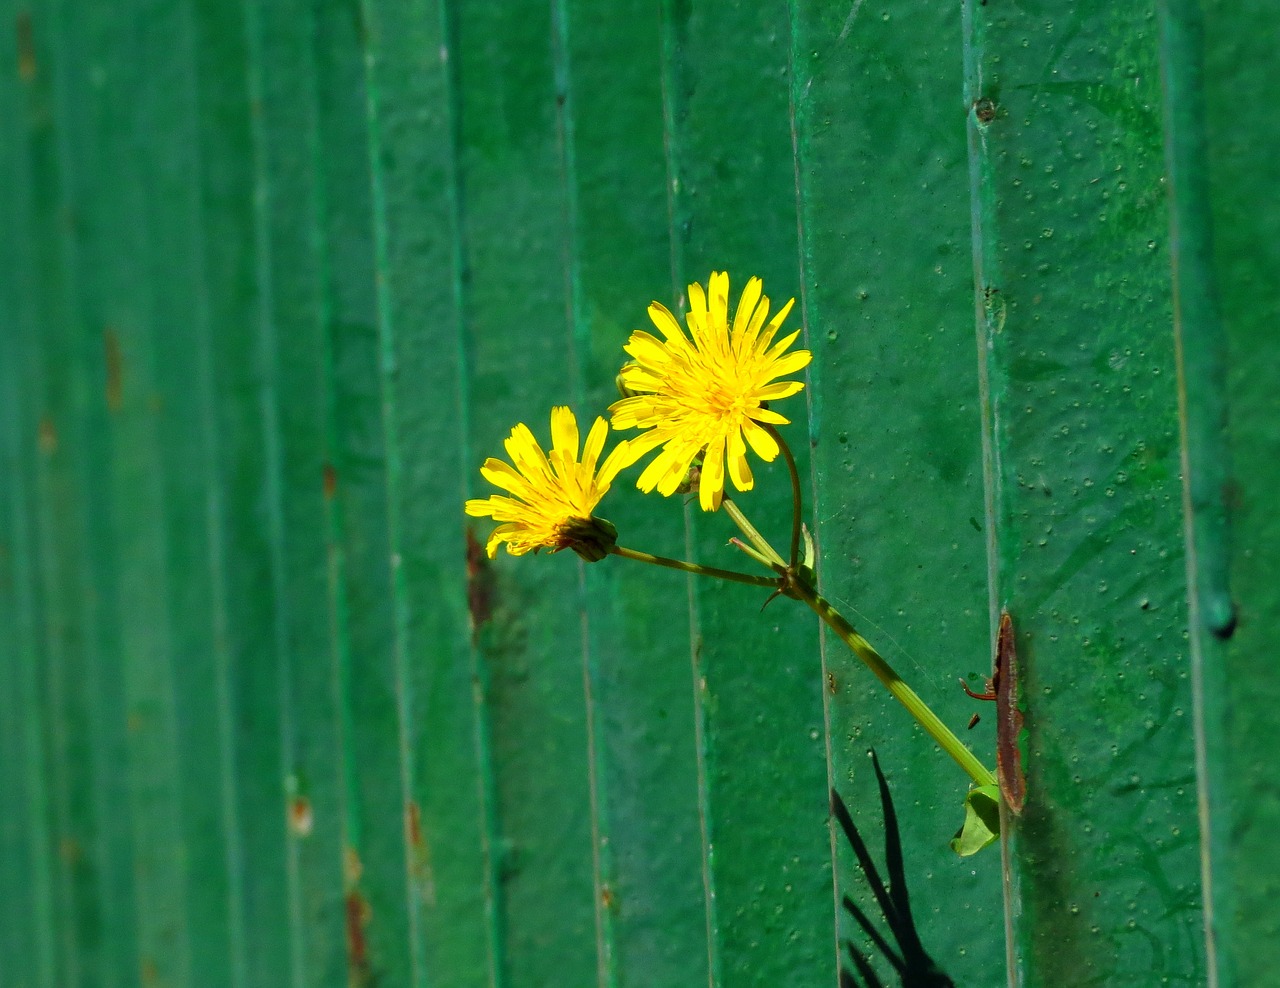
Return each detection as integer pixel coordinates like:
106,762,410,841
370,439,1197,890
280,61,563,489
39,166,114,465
763,423,803,570
611,545,779,588
799,586,996,788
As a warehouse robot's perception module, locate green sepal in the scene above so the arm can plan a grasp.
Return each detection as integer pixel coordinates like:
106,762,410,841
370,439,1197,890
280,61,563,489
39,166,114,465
949,784,1001,857
560,516,619,562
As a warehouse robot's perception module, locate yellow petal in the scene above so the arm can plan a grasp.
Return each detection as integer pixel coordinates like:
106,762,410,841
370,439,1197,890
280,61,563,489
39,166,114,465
752,407,790,426
707,272,730,330
608,395,646,428
699,435,725,511
656,442,702,496
550,406,580,460
646,303,685,343
464,497,496,517
765,329,803,362
732,277,763,341
581,416,608,472
505,423,553,481
765,349,811,379
740,291,770,351
486,524,518,558
479,458,534,495
755,380,805,402
624,330,670,367
727,429,754,492
686,281,708,342
742,418,781,460
755,297,796,352
597,437,637,486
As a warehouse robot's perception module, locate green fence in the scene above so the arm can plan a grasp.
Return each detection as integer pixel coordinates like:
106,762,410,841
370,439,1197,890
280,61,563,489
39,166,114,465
2,1,1276,985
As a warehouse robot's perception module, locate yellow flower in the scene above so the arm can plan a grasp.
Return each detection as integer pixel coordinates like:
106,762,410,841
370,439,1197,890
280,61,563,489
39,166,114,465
465,406,634,560
609,271,811,511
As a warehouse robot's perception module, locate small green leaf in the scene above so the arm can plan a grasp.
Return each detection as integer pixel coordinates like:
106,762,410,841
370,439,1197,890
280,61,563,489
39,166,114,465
950,784,1001,857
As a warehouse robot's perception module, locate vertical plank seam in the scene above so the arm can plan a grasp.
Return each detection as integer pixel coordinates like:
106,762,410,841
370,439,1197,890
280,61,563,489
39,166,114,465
115,7,195,982
657,3,719,985
784,4,843,984
434,0,508,983
239,0,309,983
2,77,61,977
958,2,1019,983
304,3,364,980
22,3,81,978
548,0,620,984
180,1,250,981
351,2,427,983
1157,2,1233,984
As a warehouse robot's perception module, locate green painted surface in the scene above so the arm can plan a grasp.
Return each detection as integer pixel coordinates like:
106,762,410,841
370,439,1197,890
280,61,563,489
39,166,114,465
965,2,1207,983
243,2,350,985
1194,0,1280,983
565,2,711,984
4,2,1278,986
794,3,1005,984
663,3,831,985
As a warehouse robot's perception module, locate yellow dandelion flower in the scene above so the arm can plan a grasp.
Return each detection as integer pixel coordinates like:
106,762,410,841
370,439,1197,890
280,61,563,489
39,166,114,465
464,406,635,560
609,271,811,511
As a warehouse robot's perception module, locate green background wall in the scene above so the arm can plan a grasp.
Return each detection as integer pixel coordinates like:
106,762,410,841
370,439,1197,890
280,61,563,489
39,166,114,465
1,1,1275,986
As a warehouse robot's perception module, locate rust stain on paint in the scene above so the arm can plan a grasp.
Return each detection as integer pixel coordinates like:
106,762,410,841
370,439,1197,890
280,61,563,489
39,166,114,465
322,462,338,499
344,848,373,985
465,528,494,635
287,796,313,837
16,11,36,81
38,416,57,454
406,801,437,907
345,889,372,984
104,327,124,412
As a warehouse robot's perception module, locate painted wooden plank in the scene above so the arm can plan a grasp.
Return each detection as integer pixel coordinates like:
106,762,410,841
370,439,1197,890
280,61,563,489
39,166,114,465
241,0,350,983
0,11,61,975
964,3,1207,983
355,0,503,984
186,0,299,983
450,2,601,984
559,1,712,984
31,4,150,983
658,3,833,984
68,4,197,984
12,5,111,982
790,2,1006,983
1181,1,1280,982
311,0,418,982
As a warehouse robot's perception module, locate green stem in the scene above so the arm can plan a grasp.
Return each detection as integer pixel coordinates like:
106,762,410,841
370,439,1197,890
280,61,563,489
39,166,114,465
763,424,804,570
611,545,779,589
799,586,997,788
721,499,786,569
727,537,777,572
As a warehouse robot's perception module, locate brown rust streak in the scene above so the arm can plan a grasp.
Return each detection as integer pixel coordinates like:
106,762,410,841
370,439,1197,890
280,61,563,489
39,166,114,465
38,415,57,454
103,327,124,412
406,800,437,907
16,11,35,81
465,528,494,635
345,889,372,985
322,462,338,499
406,801,423,847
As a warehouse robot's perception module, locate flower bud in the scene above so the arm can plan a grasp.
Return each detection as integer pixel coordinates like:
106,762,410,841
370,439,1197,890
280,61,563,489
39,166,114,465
558,515,619,563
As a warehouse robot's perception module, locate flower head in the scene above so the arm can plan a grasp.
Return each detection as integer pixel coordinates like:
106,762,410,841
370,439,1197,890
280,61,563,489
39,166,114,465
609,272,810,511
465,406,634,560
